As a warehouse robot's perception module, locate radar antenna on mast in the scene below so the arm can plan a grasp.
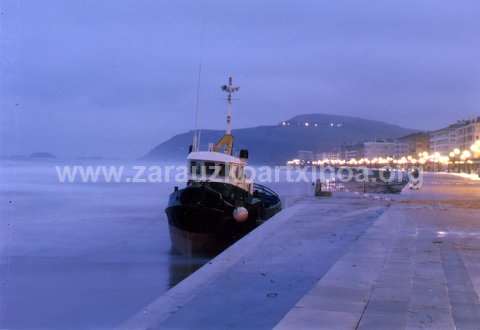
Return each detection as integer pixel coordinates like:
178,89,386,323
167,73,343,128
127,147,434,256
214,76,239,155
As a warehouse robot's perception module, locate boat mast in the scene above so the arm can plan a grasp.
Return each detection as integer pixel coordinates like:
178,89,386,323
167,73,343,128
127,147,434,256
192,63,203,152
223,76,239,134
214,76,239,155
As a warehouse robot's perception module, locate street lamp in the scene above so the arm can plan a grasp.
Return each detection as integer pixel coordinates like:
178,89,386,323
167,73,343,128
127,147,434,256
448,151,456,172
471,140,480,157
470,141,480,176
460,150,472,173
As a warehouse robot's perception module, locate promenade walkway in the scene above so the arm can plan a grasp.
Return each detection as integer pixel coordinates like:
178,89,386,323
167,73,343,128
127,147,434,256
122,174,480,329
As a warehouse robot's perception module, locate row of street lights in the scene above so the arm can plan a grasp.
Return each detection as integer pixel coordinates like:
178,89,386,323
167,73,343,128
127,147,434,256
446,140,480,173
287,140,480,175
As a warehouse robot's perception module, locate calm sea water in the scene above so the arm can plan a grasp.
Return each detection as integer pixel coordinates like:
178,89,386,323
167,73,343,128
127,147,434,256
0,160,311,329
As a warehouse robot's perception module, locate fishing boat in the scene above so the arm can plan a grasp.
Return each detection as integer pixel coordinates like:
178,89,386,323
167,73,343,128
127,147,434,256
165,77,282,255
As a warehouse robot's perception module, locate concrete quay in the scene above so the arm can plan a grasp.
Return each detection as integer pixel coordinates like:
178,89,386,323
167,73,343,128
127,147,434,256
122,174,480,329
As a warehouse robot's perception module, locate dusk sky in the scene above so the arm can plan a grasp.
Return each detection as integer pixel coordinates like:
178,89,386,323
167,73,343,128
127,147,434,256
1,0,479,158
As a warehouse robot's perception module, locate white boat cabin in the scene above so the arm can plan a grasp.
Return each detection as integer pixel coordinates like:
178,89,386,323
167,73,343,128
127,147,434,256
187,151,252,193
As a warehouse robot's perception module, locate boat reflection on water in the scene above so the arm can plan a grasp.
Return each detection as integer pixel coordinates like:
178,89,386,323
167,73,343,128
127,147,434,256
167,249,211,288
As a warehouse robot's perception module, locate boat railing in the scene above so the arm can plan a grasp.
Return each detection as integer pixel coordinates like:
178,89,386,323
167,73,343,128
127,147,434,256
253,183,280,197
253,183,281,208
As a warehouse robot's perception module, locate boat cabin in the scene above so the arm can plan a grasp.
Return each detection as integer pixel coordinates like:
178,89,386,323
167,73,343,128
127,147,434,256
187,151,252,193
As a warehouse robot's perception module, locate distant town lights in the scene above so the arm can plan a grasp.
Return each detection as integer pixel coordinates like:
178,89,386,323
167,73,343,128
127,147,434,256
460,150,472,160
286,140,480,168
292,121,344,128
286,158,301,166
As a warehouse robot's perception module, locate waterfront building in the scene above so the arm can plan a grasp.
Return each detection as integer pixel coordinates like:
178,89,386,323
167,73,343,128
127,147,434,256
398,132,430,156
316,151,341,161
429,118,480,155
363,140,409,159
339,140,409,160
297,150,314,162
341,143,365,160
429,123,462,155
455,117,480,151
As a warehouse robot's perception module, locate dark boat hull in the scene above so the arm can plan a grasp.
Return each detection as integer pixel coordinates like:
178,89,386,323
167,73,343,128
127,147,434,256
166,203,246,255
165,182,281,255
168,223,224,255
